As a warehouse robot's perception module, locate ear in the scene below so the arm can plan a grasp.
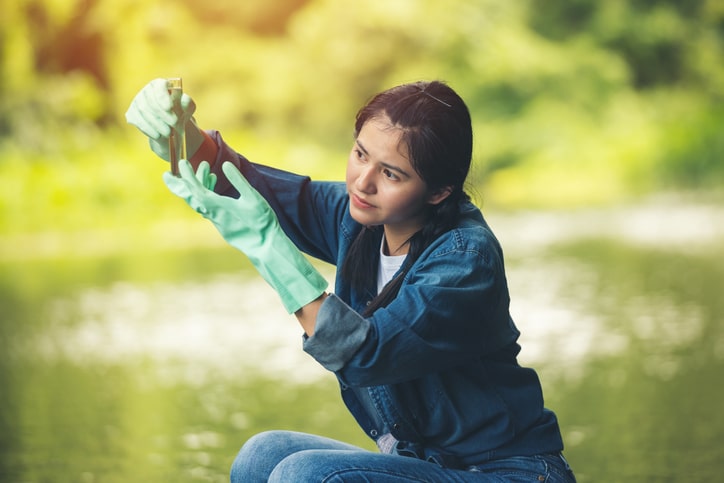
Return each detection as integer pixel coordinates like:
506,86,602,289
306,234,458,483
426,186,453,206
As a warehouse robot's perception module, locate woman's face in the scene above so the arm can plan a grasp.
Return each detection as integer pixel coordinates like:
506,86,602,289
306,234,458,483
346,116,448,246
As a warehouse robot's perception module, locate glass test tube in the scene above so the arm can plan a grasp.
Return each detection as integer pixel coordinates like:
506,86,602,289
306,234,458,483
167,78,186,176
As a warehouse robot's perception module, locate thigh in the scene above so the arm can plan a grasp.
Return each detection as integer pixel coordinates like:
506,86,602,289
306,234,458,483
470,454,576,483
269,449,491,483
230,430,364,483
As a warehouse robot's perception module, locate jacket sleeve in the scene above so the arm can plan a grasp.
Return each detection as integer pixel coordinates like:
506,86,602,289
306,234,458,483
304,227,521,387
204,130,348,265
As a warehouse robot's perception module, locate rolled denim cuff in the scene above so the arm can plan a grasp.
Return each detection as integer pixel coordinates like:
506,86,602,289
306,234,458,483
303,294,370,372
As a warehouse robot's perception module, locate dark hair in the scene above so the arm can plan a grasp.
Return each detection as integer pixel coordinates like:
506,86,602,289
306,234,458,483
341,81,474,315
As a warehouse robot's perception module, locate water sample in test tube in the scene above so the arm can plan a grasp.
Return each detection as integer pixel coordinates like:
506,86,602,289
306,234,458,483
167,78,186,176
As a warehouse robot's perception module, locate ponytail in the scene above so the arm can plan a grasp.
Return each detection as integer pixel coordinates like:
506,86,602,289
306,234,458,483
342,189,469,316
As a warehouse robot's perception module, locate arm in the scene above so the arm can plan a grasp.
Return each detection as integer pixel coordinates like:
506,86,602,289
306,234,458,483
294,293,328,336
164,160,328,315
200,130,349,265
303,230,519,386
188,135,343,334
128,79,346,264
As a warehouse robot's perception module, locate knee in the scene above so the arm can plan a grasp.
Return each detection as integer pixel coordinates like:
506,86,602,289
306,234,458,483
238,430,282,456
230,431,289,483
268,451,320,483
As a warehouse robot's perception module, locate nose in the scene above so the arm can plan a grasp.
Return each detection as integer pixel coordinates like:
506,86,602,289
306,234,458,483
355,165,376,194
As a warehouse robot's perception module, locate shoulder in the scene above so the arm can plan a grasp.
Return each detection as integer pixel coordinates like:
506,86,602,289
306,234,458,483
310,180,349,202
401,204,508,292
426,203,504,264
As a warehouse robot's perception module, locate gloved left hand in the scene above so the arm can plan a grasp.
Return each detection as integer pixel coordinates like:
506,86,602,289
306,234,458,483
163,159,328,314
125,78,205,162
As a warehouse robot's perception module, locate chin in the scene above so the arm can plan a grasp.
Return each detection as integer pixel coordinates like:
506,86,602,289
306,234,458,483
349,207,378,227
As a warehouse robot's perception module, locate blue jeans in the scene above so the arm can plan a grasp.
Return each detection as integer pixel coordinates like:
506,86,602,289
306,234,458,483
230,430,576,482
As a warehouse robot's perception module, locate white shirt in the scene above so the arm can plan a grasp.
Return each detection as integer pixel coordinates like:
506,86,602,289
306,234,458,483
376,235,407,294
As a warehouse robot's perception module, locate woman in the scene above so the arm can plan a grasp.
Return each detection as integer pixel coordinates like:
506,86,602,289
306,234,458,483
127,79,576,482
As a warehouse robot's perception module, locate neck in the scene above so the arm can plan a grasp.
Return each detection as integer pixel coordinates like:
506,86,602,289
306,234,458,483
383,227,418,256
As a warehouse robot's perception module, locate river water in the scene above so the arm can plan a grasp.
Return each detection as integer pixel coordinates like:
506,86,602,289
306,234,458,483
1,198,722,482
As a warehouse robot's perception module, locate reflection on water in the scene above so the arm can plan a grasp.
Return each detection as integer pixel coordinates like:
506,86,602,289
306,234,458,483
34,261,630,385
488,196,724,255
37,276,330,385
1,201,723,482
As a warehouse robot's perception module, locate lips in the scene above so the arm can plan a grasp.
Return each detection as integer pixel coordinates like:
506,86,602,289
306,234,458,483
350,193,374,209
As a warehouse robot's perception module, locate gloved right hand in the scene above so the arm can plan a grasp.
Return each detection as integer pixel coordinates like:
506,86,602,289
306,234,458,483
125,78,205,162
163,160,329,314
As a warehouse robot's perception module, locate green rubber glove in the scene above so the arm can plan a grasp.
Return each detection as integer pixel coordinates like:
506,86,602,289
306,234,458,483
125,78,205,162
163,159,328,314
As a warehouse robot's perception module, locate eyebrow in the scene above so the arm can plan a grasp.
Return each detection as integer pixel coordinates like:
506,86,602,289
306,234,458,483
355,139,412,179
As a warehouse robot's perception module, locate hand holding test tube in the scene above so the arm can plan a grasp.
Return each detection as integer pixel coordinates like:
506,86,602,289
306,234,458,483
126,78,205,168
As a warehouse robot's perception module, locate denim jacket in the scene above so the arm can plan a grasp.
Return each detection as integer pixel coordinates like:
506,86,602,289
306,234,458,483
206,131,564,468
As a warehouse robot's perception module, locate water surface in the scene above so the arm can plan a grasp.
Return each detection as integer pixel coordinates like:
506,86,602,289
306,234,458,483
1,201,723,482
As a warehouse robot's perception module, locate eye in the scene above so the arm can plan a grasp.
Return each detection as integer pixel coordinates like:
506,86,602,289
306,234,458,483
382,168,399,181
353,148,365,161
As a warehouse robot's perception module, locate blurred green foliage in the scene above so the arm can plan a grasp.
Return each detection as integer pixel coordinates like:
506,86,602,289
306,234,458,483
1,0,723,247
